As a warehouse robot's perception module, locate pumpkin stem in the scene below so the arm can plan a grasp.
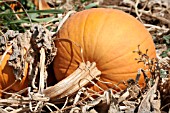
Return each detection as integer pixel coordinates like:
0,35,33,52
44,61,101,99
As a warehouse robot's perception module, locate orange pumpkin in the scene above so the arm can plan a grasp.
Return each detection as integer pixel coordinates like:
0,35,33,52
0,48,28,96
53,8,156,91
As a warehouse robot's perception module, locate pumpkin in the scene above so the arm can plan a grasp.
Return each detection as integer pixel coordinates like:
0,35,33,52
0,48,28,96
53,8,156,91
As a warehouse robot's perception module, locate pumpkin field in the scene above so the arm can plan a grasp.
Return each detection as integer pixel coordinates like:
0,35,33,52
0,0,170,112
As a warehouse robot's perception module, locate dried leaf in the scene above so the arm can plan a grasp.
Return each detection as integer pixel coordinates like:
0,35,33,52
138,77,161,113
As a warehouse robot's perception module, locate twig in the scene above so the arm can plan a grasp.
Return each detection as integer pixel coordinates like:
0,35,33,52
33,101,43,112
38,48,46,94
144,12,170,25
135,0,143,23
0,97,30,105
95,77,112,84
144,24,165,29
139,0,148,17
144,24,169,32
73,88,84,104
61,96,69,110
44,102,62,112
9,107,30,113
161,103,170,111
45,105,53,112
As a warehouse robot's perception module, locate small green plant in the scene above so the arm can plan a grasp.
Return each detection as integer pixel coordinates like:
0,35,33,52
160,34,170,58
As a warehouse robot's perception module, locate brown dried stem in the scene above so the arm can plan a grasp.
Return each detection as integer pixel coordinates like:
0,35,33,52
44,61,101,99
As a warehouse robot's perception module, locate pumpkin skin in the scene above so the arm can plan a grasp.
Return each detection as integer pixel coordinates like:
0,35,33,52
53,8,156,91
0,49,28,96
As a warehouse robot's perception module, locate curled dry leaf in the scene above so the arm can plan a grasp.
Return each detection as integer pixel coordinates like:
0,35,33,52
2,30,30,80
138,77,161,113
0,30,30,95
0,24,57,97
